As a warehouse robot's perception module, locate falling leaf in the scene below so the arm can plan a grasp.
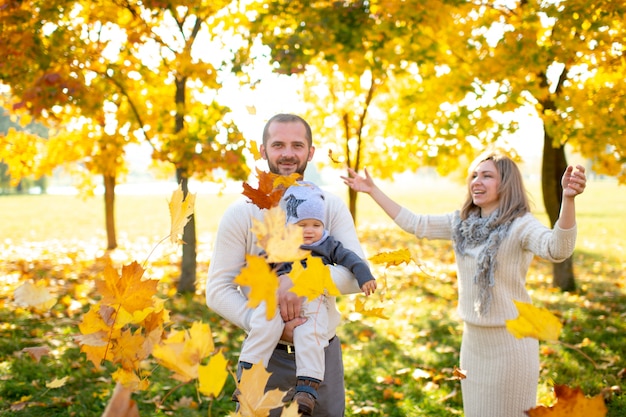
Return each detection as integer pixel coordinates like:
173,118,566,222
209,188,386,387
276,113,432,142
234,255,280,320
452,366,467,380
290,256,341,302
109,329,149,372
198,350,228,398
251,206,309,263
505,300,563,341
354,297,389,319
111,368,149,392
45,376,69,389
169,183,196,244
369,248,413,267
242,169,299,209
249,140,261,160
13,281,56,310
526,385,607,417
152,322,215,382
96,261,158,314
21,346,50,362
237,363,287,416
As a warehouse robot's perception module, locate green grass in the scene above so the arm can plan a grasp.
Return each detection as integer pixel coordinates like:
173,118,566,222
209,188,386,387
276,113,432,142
0,178,624,416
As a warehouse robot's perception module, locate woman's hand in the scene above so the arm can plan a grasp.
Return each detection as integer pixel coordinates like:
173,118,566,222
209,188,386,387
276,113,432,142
341,168,375,193
562,165,587,198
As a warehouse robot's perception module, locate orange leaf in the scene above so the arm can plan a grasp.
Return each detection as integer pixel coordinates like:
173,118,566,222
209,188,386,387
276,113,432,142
169,183,195,244
110,328,149,372
505,300,562,341
234,255,280,320
290,256,341,302
526,385,607,417
242,169,300,209
96,261,158,314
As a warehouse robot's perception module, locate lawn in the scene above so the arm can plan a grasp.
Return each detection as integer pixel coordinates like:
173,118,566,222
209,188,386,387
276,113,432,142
0,177,624,416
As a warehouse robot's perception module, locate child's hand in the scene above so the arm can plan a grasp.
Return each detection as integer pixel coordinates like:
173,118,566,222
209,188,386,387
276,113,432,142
361,280,377,296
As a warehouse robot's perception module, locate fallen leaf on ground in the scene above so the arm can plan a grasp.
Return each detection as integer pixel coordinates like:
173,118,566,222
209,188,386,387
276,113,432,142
526,385,607,417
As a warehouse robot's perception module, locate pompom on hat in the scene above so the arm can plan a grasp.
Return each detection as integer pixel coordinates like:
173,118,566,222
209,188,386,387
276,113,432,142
281,181,326,225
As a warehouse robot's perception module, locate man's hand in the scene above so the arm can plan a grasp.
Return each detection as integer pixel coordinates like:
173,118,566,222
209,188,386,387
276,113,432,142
278,274,304,321
280,317,307,344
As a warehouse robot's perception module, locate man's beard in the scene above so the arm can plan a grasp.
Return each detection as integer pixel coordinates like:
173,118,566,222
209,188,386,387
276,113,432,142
268,157,307,176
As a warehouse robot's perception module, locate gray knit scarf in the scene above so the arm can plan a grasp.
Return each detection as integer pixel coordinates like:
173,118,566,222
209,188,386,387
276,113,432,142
453,209,513,316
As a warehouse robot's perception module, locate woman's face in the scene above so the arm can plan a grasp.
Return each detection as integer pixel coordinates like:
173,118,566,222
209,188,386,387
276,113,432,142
470,159,501,217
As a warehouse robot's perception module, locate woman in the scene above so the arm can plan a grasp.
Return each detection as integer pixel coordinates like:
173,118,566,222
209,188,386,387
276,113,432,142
341,151,586,417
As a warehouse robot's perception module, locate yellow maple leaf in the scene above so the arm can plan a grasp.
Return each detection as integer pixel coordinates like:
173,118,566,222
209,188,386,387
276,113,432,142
169,183,196,244
234,255,280,320
237,363,287,416
251,206,309,263
96,261,158,314
13,281,56,311
290,256,341,302
526,385,607,417
505,300,562,341
354,297,389,319
152,321,215,382
272,173,300,190
198,350,228,398
369,248,413,267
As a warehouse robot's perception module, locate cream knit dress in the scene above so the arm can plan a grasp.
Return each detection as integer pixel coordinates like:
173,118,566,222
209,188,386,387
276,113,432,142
393,209,577,417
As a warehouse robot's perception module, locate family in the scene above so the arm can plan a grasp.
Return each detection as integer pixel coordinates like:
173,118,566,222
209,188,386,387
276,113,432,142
205,113,587,416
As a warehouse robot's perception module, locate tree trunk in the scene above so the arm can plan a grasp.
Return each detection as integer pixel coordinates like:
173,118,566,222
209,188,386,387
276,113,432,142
103,173,117,250
348,186,358,225
541,131,575,291
175,170,197,293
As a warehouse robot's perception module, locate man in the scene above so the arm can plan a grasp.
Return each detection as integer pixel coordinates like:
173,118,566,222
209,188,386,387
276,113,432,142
206,113,364,416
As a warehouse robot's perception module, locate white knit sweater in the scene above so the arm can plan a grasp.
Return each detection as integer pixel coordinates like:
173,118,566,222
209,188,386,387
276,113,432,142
393,208,577,326
206,191,363,336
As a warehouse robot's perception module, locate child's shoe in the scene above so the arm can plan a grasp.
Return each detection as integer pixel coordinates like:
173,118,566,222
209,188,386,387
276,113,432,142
293,377,320,416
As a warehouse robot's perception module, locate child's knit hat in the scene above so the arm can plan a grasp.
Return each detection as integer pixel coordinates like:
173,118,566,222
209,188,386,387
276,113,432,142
282,181,325,225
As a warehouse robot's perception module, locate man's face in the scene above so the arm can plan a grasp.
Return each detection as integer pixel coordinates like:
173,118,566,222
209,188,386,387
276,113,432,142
260,121,315,176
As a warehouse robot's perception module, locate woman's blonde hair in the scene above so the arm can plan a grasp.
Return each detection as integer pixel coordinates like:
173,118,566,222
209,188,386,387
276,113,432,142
459,151,531,225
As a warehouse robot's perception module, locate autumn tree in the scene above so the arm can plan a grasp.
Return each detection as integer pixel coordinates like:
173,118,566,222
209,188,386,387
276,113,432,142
245,0,626,291
242,0,505,224
0,0,250,292
417,0,626,290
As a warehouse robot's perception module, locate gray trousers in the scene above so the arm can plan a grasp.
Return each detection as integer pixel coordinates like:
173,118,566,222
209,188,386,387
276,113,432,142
237,335,345,417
